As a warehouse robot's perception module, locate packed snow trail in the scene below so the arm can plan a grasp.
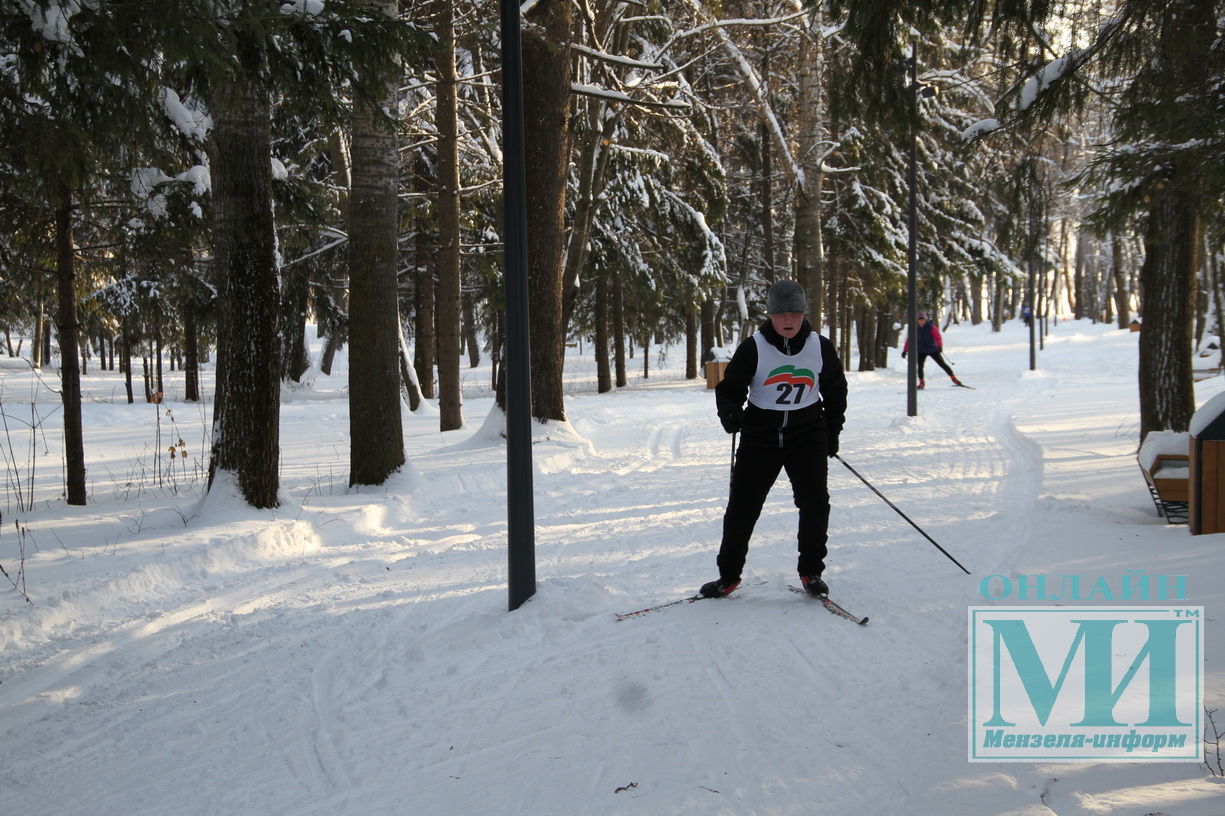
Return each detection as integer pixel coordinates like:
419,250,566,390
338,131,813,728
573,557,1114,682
1,322,1221,815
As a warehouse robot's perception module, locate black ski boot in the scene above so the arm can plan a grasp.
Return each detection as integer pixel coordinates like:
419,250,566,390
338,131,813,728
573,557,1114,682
699,578,741,598
800,574,829,597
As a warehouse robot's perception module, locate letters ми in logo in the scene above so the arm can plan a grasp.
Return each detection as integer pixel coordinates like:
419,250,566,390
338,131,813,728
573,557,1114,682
968,607,1202,762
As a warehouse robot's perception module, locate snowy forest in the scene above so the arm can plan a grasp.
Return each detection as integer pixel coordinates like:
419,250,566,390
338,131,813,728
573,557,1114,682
1,0,1223,509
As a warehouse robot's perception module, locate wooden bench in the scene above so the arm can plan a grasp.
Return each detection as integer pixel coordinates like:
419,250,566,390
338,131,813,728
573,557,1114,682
1140,452,1190,524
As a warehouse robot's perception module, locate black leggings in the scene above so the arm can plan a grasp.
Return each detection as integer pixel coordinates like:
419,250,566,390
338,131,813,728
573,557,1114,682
918,351,955,378
718,438,829,581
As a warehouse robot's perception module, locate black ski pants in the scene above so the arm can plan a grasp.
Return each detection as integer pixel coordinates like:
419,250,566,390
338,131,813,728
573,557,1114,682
918,351,955,379
718,437,829,582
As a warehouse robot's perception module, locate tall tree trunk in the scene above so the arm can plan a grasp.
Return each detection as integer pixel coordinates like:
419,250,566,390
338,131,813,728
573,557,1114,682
121,314,134,405
319,326,342,376
462,290,480,368
397,318,424,412
700,298,715,363
183,303,200,402
874,304,894,368
42,317,51,367
759,116,775,282
613,271,627,388
522,0,572,421
434,0,463,432
561,3,628,328
413,153,436,399
31,281,45,369
793,16,825,325
490,309,503,397
54,186,86,505
153,306,164,398
562,95,618,328
595,271,612,393
206,81,281,508
281,265,311,382
685,304,698,380
143,353,153,403
320,128,352,377
348,0,406,485
839,294,852,363
826,257,841,351
1210,242,1225,371
991,272,1005,331
970,271,984,325
757,17,777,288
1111,234,1131,328
856,303,876,372
1136,0,1212,438
1138,185,1199,438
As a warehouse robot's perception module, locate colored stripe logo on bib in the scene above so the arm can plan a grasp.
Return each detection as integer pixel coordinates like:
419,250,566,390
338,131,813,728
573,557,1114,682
763,365,815,390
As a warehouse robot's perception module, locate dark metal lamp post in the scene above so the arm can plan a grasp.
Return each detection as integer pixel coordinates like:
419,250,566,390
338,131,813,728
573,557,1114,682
501,1,535,612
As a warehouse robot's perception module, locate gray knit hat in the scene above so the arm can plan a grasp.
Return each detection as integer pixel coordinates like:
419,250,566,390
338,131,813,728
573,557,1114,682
766,280,806,314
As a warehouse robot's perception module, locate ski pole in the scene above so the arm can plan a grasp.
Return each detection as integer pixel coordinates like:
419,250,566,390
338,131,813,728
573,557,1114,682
833,454,971,575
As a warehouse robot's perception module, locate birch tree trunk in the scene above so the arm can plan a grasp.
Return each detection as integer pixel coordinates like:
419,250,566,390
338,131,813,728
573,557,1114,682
348,0,406,485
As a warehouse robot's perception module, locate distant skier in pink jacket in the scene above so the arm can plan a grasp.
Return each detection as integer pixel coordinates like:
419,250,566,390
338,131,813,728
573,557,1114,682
902,312,963,389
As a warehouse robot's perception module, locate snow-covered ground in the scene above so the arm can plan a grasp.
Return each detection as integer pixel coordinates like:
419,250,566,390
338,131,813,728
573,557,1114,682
1,319,1222,815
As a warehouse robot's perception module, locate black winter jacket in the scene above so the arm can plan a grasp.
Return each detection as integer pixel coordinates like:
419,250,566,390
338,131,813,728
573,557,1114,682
715,319,847,448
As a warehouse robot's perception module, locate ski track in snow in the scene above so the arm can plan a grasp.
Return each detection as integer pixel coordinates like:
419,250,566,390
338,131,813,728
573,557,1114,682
1,323,1222,815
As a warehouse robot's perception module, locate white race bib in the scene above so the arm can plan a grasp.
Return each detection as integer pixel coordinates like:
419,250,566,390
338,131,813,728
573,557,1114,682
747,332,824,411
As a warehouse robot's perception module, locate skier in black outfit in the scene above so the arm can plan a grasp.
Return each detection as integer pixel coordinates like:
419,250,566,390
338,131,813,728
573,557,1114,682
701,280,848,599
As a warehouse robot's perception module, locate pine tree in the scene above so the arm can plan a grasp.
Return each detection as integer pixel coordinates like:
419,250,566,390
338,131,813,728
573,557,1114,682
0,1,165,505
175,1,421,504
829,0,1225,436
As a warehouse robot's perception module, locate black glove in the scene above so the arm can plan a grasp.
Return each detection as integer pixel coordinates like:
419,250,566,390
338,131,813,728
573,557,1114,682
901,350,907,359
720,407,743,435
826,432,840,458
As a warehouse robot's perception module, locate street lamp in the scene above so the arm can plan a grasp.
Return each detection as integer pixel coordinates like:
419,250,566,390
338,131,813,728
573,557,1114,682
501,1,535,612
